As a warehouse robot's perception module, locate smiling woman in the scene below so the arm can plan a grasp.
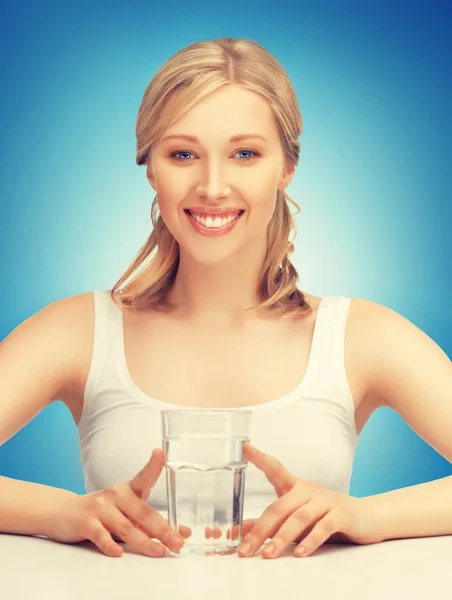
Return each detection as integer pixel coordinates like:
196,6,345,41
110,37,304,318
0,36,451,562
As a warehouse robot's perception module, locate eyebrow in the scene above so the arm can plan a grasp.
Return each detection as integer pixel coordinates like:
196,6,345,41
160,133,268,144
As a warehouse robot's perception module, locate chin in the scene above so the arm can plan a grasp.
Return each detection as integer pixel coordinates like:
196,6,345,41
182,244,245,265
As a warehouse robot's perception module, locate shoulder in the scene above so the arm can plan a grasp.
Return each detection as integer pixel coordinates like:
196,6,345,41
346,296,404,376
52,288,96,337
0,293,94,422
347,297,450,407
48,290,95,313
339,297,415,415
0,292,97,442
43,291,95,337
9,291,95,339
347,296,424,345
39,292,96,396
344,297,395,411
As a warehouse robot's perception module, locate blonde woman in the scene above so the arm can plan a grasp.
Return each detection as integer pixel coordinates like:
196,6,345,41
0,37,451,560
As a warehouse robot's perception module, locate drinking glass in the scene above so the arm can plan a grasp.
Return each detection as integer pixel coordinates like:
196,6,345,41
161,409,251,556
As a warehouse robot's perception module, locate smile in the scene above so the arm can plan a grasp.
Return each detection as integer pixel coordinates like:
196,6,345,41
184,209,245,237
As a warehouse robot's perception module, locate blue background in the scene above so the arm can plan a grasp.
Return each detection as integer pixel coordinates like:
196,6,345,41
0,0,450,498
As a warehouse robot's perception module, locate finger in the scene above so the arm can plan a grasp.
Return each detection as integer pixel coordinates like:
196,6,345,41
115,490,184,554
113,523,192,541
101,504,167,558
227,518,256,541
229,519,256,541
85,520,124,558
293,510,341,558
130,449,165,501
262,501,330,559
129,518,192,539
178,524,192,538
205,526,223,539
242,443,297,495
238,488,310,557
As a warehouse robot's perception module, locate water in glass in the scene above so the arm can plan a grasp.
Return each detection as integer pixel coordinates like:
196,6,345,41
162,410,251,557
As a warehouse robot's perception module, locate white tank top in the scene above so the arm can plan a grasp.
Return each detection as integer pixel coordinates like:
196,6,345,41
78,290,358,519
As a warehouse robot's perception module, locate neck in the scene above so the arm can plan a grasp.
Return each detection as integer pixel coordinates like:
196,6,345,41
167,241,268,328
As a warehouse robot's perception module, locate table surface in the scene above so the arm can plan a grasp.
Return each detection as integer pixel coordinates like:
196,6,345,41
1,532,451,600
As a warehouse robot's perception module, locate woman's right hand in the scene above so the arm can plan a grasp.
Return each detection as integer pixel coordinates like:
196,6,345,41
47,448,191,558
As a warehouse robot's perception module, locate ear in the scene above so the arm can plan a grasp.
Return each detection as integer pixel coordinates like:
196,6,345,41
278,162,296,190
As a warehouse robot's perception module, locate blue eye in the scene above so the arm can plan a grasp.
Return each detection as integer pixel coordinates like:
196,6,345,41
236,149,259,161
169,149,260,162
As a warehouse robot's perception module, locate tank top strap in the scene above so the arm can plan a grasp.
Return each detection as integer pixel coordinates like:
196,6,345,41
329,296,352,381
83,289,123,400
303,295,354,418
310,296,351,364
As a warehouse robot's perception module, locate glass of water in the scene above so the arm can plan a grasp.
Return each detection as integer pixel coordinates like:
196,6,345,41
161,409,251,557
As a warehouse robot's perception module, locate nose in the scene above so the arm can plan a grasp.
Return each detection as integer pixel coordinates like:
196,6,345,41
195,159,232,202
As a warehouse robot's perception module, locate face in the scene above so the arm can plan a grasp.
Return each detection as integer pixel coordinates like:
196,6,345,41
146,83,295,265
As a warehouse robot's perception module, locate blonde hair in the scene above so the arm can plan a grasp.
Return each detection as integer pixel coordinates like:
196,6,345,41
111,37,312,319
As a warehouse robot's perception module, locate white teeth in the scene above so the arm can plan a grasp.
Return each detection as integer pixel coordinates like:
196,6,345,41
190,211,240,228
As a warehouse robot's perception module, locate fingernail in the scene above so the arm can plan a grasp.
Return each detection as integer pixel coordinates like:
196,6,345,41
238,542,251,555
294,545,307,557
264,543,275,555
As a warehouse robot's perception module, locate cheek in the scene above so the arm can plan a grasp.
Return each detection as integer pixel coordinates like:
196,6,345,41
156,199,180,235
155,175,186,200
152,160,187,196
153,177,186,220
249,186,278,221
157,205,184,245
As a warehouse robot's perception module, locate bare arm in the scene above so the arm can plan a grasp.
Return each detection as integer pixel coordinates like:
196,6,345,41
356,298,452,540
0,476,77,537
0,293,93,537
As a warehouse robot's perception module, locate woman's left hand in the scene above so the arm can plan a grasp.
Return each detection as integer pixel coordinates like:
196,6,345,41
236,442,385,559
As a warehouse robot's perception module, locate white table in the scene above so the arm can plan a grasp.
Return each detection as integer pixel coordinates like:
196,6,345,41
1,532,451,599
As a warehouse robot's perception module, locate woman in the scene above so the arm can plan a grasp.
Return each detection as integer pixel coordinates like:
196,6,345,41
0,37,450,560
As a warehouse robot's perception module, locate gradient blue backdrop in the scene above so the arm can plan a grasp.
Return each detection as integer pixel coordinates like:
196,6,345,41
0,1,451,498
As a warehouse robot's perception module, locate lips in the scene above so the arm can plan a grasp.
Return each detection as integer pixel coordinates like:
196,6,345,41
184,207,244,236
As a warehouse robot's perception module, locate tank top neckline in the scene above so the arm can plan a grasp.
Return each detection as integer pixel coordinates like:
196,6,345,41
109,293,333,413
